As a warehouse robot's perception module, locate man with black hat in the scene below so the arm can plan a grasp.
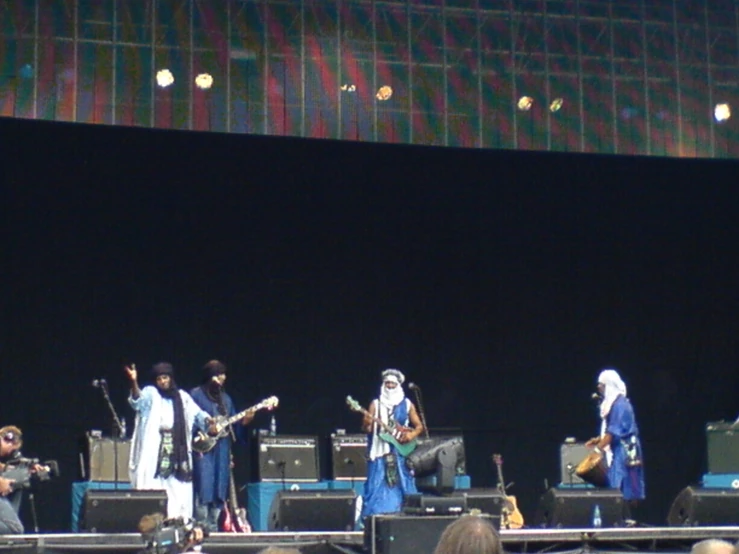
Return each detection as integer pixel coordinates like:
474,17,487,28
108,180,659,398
190,360,255,531
126,362,213,520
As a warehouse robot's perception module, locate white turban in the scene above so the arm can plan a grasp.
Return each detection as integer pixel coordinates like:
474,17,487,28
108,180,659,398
598,369,627,419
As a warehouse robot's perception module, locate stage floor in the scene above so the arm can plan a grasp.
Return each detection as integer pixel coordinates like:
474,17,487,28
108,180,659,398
2,527,739,554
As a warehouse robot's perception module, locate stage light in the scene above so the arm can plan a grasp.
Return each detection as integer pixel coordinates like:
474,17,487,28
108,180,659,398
517,96,533,111
340,84,356,92
195,73,213,90
19,64,34,79
549,98,563,112
714,103,731,123
156,69,174,88
376,85,393,101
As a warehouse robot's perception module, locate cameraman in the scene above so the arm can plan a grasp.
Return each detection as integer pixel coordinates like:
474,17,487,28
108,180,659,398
0,426,24,534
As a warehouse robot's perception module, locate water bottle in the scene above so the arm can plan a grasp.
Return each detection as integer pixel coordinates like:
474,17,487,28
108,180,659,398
592,504,602,528
270,415,277,436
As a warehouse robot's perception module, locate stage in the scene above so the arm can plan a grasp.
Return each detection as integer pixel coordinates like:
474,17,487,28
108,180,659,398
2,526,739,554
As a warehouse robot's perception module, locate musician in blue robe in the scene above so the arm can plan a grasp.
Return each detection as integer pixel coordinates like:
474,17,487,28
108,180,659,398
359,369,424,520
587,369,645,516
190,360,254,531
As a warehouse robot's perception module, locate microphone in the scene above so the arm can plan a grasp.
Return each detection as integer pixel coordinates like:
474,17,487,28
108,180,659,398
92,378,107,388
591,392,602,402
408,382,419,390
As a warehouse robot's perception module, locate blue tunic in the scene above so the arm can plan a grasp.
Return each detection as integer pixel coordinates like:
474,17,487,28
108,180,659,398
190,386,237,505
605,395,645,501
361,399,417,518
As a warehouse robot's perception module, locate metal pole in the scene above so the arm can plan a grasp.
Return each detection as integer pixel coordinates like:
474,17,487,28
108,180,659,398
640,0,650,155
226,0,231,133
112,0,118,124
476,0,483,148
705,0,715,157
610,0,618,154
576,0,585,152
337,0,342,138
189,0,194,130
150,0,156,128
300,0,305,137
407,1,413,144
510,0,517,149
372,0,378,141
73,0,79,122
673,0,683,155
442,0,449,146
32,0,39,119
544,0,551,151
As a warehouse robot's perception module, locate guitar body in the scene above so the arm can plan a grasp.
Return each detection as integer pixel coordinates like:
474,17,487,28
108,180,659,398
219,504,250,533
502,495,524,530
192,431,222,454
378,431,418,457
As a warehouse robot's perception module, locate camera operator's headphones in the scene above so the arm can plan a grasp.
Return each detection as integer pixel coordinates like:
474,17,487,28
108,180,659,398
0,426,23,449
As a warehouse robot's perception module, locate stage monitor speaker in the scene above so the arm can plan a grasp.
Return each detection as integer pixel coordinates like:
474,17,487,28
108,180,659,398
706,422,739,474
367,514,499,554
330,433,368,480
534,488,624,528
268,490,356,531
253,435,320,482
82,489,167,533
560,442,590,486
453,488,509,518
79,434,131,482
667,486,739,526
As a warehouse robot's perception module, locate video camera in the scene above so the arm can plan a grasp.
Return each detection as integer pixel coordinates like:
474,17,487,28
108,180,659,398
1,452,60,492
139,514,209,554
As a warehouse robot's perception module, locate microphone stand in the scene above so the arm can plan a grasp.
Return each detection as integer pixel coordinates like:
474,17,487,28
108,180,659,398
410,385,430,440
96,382,126,490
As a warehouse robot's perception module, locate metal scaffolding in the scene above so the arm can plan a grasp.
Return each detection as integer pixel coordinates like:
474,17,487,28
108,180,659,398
1,0,738,158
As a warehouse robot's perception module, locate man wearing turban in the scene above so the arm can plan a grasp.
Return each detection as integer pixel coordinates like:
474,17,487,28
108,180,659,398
126,362,213,520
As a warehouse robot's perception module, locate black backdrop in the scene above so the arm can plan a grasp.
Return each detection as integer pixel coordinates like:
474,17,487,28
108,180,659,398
3,116,739,531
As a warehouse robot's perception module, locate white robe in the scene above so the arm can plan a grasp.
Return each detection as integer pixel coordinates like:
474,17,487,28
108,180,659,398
128,386,209,519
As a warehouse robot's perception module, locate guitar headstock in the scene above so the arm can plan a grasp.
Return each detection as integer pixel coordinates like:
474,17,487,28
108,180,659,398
259,396,279,410
346,396,362,412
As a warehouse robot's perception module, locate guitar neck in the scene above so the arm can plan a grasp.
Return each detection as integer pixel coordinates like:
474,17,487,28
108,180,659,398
221,403,263,429
359,407,396,435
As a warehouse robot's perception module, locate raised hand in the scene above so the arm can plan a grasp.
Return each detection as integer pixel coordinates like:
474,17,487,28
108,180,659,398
124,364,138,382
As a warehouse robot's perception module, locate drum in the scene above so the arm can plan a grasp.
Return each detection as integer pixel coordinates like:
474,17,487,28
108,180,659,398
575,451,609,487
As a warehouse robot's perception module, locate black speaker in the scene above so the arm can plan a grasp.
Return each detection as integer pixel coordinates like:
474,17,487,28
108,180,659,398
253,435,320,482
403,493,467,515
82,489,167,533
667,486,739,526
454,488,509,519
330,433,368,480
368,514,498,554
267,490,356,531
534,488,624,528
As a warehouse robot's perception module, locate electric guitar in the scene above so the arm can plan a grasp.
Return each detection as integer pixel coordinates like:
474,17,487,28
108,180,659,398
345,395,417,456
193,396,279,454
219,455,251,533
492,454,524,529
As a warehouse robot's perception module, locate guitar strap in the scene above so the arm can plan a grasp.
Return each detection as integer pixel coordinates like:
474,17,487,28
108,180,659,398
384,453,399,487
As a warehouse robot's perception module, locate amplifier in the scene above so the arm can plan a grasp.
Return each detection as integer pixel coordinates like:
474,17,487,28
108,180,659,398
706,422,739,474
330,433,367,481
79,433,131,482
560,442,590,486
253,435,320,482
403,493,467,515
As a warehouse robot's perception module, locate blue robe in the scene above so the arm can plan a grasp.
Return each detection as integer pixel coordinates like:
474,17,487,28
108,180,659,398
190,386,237,505
361,399,417,518
605,395,645,501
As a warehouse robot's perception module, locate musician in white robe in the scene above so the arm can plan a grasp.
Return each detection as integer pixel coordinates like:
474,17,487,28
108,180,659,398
126,362,212,520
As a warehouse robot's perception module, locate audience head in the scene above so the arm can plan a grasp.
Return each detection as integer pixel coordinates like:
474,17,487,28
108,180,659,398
433,514,502,554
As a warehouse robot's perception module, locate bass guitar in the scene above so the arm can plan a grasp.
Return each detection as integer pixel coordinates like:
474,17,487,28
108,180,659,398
193,396,279,454
346,395,417,457
219,455,251,533
492,454,524,529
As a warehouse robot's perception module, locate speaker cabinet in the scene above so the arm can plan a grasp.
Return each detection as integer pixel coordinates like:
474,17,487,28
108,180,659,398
82,489,167,533
454,488,509,518
254,435,320,482
706,422,739,474
534,488,624,528
330,433,368,480
367,514,498,554
80,434,131,482
267,490,356,531
668,486,739,526
560,442,590,486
